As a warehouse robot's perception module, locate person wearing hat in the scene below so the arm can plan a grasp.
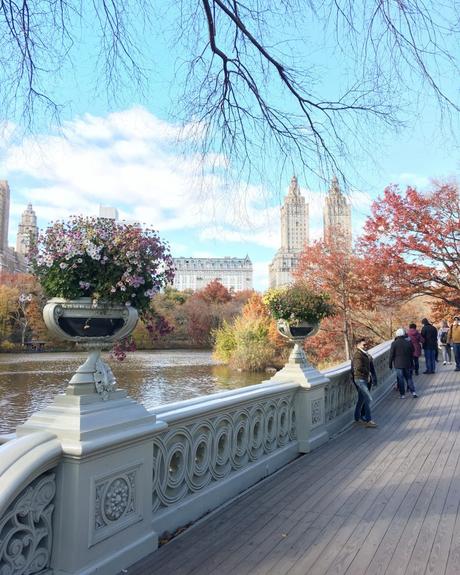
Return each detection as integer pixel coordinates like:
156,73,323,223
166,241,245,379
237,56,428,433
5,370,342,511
448,316,460,371
389,328,418,398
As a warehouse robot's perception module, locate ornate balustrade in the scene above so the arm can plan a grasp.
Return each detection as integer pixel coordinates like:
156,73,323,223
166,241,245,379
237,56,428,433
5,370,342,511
0,341,395,575
0,432,61,575
150,382,299,534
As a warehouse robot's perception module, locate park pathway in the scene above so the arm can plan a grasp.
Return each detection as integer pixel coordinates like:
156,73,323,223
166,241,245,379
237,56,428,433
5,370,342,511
126,364,460,575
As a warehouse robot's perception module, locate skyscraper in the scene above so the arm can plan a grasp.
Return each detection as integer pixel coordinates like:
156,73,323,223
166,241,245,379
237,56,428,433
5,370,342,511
16,203,39,257
269,176,309,287
0,180,10,253
0,180,28,273
323,176,352,250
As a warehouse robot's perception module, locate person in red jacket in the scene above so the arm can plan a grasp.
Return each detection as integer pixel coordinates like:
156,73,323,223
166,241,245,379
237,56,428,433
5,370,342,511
407,322,424,375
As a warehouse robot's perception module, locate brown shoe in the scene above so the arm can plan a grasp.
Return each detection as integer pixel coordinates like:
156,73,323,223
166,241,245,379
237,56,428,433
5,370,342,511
365,421,377,428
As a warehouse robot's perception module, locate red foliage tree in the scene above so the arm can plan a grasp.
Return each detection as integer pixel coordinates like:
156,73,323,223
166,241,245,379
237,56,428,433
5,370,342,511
295,237,411,362
360,182,460,309
197,280,232,304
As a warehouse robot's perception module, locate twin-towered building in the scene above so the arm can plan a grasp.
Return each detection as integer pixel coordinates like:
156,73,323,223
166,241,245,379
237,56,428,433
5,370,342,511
1,175,350,291
269,175,352,287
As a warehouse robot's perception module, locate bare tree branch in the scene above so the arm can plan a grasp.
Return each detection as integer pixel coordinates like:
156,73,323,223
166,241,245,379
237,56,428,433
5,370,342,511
0,1,458,189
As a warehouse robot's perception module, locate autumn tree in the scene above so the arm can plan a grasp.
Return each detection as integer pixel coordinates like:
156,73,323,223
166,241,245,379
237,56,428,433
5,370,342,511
214,293,289,371
360,182,460,309
197,280,232,304
0,273,47,347
1,2,459,184
295,237,412,361
0,285,19,344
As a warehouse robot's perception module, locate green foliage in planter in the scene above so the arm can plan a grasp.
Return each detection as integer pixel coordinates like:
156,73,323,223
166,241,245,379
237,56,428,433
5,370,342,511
263,282,335,324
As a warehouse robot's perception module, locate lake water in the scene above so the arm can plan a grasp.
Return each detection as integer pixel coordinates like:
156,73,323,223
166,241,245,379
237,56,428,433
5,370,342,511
0,350,268,434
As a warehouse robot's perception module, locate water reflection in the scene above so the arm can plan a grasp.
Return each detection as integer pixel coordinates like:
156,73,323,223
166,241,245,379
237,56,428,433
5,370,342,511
0,351,268,434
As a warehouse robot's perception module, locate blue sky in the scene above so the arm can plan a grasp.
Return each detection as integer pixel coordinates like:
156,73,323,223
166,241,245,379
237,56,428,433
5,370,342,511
0,3,459,290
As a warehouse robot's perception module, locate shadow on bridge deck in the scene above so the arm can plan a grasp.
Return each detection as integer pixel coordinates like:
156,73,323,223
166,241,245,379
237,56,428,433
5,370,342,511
125,365,460,575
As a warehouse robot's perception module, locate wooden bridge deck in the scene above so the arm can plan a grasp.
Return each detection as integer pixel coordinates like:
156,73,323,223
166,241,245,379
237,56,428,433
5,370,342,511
126,365,460,575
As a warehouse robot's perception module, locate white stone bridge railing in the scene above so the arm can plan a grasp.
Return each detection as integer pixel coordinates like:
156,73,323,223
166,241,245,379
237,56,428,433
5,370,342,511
0,341,393,575
0,432,61,575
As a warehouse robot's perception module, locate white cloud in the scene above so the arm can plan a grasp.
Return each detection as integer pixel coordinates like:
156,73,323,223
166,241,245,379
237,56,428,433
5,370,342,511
199,225,279,250
391,172,430,189
0,107,281,245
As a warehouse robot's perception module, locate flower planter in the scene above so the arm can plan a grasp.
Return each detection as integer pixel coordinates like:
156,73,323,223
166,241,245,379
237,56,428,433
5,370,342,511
276,319,319,342
43,298,139,343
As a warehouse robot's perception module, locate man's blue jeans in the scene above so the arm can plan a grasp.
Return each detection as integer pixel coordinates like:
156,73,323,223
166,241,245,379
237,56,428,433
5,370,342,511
354,378,372,422
424,348,436,372
453,343,460,370
396,368,415,395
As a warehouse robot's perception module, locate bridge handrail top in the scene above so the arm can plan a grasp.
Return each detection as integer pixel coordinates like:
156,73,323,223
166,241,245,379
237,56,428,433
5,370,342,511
0,432,61,517
150,381,299,423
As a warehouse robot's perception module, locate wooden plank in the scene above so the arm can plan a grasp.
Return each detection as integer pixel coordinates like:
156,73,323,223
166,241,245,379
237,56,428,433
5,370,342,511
425,424,460,574
284,380,453,575
329,377,459,575
122,368,460,575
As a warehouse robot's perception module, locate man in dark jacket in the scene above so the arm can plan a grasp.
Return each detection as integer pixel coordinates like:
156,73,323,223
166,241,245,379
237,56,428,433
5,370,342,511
352,338,377,427
421,318,438,373
389,328,418,398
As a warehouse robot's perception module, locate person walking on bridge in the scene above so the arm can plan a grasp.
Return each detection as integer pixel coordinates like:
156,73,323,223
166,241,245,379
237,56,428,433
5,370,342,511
352,338,377,428
448,316,460,371
407,323,423,376
438,320,452,365
421,318,438,374
389,328,418,398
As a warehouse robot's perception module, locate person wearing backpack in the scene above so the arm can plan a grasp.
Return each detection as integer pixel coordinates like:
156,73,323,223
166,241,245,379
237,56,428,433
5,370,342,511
438,320,452,365
448,316,460,371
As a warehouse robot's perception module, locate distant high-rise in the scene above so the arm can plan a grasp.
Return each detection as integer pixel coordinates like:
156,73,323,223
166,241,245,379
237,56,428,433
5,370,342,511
16,203,39,257
0,180,27,273
0,180,10,253
269,176,309,288
323,176,352,250
99,206,119,220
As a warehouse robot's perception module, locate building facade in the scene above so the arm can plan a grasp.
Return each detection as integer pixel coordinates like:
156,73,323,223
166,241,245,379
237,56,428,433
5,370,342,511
0,181,35,273
323,176,352,250
0,180,10,253
269,176,309,288
99,206,119,220
16,203,39,257
172,256,253,292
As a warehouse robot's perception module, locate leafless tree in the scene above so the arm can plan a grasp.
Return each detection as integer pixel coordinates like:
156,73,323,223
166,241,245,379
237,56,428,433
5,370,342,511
1,1,459,187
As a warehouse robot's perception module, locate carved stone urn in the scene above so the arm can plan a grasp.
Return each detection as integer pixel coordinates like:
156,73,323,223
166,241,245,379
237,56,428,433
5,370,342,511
276,319,319,342
43,297,138,343
271,319,326,387
42,297,138,400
